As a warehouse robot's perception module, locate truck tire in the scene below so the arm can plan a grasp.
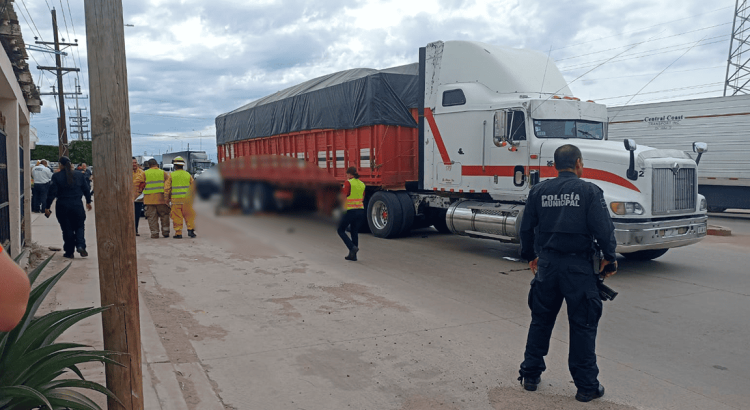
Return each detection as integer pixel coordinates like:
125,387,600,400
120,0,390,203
395,192,415,237
240,182,255,214
431,209,452,234
622,248,669,261
253,183,276,213
367,191,403,238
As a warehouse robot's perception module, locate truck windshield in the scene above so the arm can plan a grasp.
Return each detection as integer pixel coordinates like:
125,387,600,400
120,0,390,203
533,120,604,140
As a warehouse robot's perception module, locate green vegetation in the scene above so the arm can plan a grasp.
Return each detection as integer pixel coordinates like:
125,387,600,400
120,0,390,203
31,141,93,165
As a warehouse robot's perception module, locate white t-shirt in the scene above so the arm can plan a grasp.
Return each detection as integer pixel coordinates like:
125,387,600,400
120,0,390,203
32,165,53,184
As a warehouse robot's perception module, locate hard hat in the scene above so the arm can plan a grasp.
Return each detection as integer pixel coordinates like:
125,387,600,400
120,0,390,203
172,156,185,165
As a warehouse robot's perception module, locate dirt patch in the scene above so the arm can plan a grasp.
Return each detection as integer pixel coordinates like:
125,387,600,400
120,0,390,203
399,394,460,410
25,241,52,272
175,370,199,409
318,283,410,313
267,295,316,318
488,386,638,410
296,347,376,391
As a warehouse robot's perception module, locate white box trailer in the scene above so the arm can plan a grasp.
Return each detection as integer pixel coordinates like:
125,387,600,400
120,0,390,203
608,95,750,211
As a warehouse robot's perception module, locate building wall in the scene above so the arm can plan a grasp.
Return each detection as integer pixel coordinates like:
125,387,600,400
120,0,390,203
0,40,32,258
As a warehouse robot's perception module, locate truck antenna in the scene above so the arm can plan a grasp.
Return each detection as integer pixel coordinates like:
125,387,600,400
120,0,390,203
531,29,666,116
609,35,707,123
539,45,553,99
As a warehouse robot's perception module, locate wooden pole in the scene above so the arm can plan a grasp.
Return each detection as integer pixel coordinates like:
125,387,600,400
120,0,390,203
51,9,69,158
83,1,143,409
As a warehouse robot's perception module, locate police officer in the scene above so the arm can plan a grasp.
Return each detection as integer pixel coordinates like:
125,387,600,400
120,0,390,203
517,144,617,402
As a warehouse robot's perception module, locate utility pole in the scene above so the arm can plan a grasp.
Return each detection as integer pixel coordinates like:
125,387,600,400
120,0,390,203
68,78,90,141
36,8,79,158
724,0,750,96
84,1,144,409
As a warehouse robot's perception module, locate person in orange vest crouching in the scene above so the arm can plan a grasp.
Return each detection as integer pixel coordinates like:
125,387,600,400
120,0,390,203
166,156,196,239
144,158,172,238
337,166,366,261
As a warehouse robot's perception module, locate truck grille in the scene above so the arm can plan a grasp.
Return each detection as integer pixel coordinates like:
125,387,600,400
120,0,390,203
652,167,696,215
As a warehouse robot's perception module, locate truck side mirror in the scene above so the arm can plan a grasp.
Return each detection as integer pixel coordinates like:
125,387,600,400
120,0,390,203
493,111,508,147
624,139,638,181
693,142,708,165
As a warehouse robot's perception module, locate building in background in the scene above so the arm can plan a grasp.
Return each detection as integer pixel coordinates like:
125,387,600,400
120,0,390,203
1,2,42,257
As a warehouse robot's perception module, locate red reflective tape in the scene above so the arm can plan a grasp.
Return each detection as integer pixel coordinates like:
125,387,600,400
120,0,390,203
425,108,452,165
433,187,438,191
528,166,641,192
459,189,463,193
469,190,475,193
481,190,488,193
450,189,455,192
462,166,516,176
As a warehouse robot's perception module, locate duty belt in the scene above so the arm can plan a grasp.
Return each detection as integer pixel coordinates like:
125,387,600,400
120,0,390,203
540,249,593,260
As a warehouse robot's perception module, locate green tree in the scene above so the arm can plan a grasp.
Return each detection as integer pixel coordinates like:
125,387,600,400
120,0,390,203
31,142,93,166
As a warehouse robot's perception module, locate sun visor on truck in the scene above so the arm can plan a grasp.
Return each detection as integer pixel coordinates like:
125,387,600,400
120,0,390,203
216,64,420,145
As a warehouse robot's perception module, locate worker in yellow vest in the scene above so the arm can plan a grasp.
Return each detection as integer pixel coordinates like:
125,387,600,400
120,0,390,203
165,156,196,239
144,158,172,238
337,166,366,261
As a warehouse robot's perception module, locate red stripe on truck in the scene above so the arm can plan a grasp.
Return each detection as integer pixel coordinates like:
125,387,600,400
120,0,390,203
461,165,640,193
425,108,452,165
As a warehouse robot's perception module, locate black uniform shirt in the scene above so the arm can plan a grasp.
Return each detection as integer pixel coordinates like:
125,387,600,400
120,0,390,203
46,171,93,210
520,171,617,262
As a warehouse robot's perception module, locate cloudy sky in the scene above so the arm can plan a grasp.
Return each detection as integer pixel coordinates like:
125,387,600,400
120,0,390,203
18,0,736,162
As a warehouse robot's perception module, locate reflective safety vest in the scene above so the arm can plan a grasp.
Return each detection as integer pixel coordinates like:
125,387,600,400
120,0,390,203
171,170,192,204
345,178,365,210
144,168,166,195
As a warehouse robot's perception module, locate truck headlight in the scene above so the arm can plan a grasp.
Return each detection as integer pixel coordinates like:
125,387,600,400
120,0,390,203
610,202,644,215
700,198,707,211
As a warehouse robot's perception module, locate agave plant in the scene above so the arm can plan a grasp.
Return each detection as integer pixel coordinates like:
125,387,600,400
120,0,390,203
0,255,123,410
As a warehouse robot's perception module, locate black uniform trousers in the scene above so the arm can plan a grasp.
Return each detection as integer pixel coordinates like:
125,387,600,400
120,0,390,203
134,202,143,233
55,200,86,255
337,209,364,251
520,253,602,393
32,183,50,212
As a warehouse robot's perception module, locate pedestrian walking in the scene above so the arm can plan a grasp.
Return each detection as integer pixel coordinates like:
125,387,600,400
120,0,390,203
132,157,146,236
337,166,365,261
165,156,196,239
0,243,31,332
31,159,53,212
143,158,171,238
44,156,93,258
516,144,618,402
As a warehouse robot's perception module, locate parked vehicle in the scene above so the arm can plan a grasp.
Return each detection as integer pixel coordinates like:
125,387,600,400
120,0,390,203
608,95,750,212
216,40,708,260
162,150,212,175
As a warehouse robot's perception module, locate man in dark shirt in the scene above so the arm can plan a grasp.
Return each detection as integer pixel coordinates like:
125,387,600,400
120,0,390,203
517,144,617,402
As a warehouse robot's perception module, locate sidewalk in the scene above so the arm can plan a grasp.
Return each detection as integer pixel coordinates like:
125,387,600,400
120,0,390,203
29,206,224,410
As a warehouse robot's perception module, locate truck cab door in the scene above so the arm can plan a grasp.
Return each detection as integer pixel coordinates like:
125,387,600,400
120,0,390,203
490,110,530,192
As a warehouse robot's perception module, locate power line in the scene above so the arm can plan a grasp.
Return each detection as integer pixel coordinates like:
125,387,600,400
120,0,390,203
593,82,724,101
577,65,725,82
554,23,731,62
131,112,214,120
552,5,733,52
65,0,87,94
612,89,724,105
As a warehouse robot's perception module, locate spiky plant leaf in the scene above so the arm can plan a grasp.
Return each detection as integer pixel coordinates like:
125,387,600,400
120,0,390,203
27,254,54,287
0,385,52,409
0,343,85,385
46,389,103,410
42,380,123,407
23,351,123,388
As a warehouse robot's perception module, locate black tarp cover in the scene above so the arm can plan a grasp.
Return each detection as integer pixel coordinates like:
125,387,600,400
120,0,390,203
216,64,419,145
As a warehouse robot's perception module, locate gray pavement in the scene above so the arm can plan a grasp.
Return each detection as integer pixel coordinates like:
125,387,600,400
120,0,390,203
30,202,750,409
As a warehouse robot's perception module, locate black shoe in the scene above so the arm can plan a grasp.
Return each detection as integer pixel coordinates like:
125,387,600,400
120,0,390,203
76,247,88,257
187,229,196,238
518,375,541,391
136,232,140,236
344,246,358,261
575,384,605,402
163,233,170,238
62,253,74,259
173,234,183,239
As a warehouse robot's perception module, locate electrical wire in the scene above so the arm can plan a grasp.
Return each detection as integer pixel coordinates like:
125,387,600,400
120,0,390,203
592,82,723,101
578,65,725,82
552,5,733,52
131,113,215,120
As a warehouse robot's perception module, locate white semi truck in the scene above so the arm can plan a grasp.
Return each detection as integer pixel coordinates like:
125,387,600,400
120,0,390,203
406,41,707,260
217,40,708,261
607,95,750,212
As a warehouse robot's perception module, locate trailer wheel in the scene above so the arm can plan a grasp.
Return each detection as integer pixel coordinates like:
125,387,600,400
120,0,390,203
240,182,255,214
395,192,415,237
367,191,403,238
431,209,452,234
622,248,669,261
253,183,276,212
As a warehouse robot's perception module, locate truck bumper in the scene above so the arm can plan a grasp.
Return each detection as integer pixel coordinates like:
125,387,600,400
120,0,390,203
613,215,708,253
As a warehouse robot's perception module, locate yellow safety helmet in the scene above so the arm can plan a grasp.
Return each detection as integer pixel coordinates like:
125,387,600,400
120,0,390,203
172,156,186,166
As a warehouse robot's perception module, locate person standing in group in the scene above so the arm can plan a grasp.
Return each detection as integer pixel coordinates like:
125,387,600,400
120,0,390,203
516,144,617,402
143,158,171,238
165,156,196,239
81,162,93,194
44,156,93,258
132,157,146,236
337,166,365,261
31,159,53,213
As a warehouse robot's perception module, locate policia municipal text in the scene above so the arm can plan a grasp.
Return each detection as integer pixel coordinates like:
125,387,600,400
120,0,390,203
517,144,618,403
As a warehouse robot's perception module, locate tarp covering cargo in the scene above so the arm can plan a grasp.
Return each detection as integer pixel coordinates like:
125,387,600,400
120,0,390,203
216,64,419,145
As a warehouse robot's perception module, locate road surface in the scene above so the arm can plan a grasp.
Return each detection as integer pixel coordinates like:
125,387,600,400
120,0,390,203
134,201,750,410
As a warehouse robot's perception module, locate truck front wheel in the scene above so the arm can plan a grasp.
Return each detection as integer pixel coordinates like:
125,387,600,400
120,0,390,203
622,248,669,261
367,191,403,238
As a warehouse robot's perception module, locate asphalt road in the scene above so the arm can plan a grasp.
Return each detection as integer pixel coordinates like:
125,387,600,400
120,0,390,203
136,201,750,410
